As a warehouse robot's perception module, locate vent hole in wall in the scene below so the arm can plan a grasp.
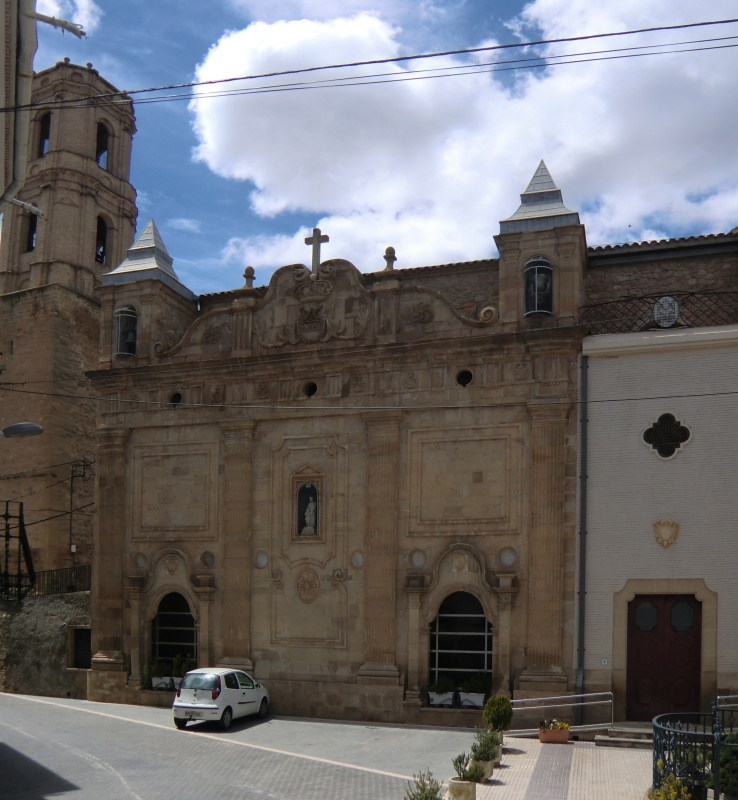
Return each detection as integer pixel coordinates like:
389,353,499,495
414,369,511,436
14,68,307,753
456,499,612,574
169,392,182,407
456,369,473,387
303,381,318,397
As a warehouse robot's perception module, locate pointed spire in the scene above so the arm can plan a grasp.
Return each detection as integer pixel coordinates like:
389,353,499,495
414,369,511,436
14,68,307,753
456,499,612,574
500,161,580,234
101,218,195,301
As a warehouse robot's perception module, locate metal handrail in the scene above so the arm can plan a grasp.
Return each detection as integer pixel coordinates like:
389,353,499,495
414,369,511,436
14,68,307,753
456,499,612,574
717,694,738,709
507,691,614,736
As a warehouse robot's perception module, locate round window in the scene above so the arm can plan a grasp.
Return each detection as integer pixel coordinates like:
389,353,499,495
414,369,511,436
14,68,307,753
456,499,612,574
169,392,182,407
303,381,318,397
456,369,473,387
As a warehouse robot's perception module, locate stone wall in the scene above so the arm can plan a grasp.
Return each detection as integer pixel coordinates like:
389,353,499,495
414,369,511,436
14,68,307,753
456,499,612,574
0,592,90,698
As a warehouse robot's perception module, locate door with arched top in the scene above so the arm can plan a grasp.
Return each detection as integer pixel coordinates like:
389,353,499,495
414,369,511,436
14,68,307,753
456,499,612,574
626,594,701,720
151,592,197,672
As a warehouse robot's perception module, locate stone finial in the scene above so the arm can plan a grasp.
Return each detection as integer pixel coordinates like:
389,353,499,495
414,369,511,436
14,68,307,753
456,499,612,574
86,62,93,68
383,246,397,271
243,266,255,288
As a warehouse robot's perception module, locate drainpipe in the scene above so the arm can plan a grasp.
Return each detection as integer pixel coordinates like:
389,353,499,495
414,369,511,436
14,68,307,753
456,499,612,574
575,354,588,725
1,0,84,214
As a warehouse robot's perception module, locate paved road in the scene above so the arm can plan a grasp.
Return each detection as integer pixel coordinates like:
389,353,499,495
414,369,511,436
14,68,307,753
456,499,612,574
0,693,473,800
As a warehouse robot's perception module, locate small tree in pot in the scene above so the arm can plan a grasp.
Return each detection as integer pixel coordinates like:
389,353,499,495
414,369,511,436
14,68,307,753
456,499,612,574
469,729,496,781
448,753,484,800
483,695,514,765
404,769,442,800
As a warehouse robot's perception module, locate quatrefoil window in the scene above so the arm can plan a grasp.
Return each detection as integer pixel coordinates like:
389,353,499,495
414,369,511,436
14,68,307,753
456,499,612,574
643,414,691,459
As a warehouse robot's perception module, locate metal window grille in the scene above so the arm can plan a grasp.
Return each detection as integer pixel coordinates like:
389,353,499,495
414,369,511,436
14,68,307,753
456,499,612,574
524,258,553,316
115,306,137,356
151,592,197,668
429,591,492,686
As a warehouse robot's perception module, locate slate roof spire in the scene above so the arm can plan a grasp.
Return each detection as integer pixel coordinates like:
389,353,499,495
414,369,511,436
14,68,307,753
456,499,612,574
101,218,195,301
500,160,580,234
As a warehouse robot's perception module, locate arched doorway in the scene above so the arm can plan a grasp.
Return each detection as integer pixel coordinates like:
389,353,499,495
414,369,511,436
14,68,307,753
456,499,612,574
429,591,492,688
151,592,197,671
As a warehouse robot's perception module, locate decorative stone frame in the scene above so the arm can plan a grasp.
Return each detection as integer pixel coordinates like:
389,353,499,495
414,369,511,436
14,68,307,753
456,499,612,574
612,578,717,720
404,543,518,703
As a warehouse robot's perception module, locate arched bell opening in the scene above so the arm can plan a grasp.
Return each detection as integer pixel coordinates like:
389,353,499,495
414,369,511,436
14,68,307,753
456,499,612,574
428,590,493,690
150,591,197,674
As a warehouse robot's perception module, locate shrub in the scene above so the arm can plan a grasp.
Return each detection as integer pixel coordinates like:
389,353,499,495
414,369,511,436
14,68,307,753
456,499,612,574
452,753,485,783
483,695,513,731
470,729,497,762
428,675,455,694
647,759,692,800
707,732,738,797
462,672,491,694
404,769,442,800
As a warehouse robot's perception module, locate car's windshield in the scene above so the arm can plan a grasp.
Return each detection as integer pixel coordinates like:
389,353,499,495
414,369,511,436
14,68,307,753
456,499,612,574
179,673,218,690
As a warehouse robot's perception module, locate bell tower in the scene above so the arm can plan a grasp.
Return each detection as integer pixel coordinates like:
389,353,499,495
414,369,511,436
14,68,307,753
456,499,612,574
0,59,137,297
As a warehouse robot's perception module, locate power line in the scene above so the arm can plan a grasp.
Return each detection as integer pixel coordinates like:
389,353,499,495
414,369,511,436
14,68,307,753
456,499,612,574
0,460,86,480
2,380,738,412
8,476,71,502
3,16,738,113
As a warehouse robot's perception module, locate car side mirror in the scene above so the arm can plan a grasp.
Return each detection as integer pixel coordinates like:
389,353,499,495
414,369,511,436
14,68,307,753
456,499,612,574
255,683,261,688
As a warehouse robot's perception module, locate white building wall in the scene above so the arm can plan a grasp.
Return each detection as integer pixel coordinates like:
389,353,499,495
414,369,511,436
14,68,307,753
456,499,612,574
584,325,738,699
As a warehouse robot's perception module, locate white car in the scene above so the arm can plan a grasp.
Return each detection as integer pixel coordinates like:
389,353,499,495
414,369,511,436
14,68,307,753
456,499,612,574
172,667,269,730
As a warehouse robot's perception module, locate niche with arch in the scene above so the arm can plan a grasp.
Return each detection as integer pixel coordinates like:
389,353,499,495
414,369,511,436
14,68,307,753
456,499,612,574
150,591,197,671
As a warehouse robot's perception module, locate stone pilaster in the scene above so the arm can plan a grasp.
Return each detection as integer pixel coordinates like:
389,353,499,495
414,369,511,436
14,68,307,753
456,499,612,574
520,403,571,690
493,572,519,697
358,412,402,684
91,428,128,671
217,420,255,672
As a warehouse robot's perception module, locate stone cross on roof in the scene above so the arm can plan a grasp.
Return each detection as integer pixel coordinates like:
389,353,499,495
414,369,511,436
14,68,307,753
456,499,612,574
304,227,329,273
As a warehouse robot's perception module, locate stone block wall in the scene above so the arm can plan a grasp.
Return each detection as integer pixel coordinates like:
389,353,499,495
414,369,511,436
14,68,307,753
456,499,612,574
0,592,90,698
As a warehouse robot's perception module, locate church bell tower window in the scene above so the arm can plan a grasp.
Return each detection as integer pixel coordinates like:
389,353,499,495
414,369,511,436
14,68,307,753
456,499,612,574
115,305,137,356
25,214,37,252
524,256,553,316
96,122,109,170
95,216,108,264
38,113,51,158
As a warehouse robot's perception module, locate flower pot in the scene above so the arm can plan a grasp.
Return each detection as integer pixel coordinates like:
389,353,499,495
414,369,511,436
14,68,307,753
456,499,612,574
538,728,570,744
494,744,502,766
428,691,454,707
459,692,486,709
151,676,173,690
469,759,494,782
448,778,476,800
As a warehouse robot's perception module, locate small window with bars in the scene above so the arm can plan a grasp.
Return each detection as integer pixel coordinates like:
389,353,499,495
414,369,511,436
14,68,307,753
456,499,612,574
429,591,492,688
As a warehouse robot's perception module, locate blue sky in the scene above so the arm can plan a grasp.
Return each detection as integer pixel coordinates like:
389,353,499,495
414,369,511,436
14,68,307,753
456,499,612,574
35,1,738,294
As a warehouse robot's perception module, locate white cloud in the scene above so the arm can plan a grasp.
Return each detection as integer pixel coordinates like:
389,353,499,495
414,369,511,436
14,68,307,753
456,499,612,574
37,0,103,35
166,218,202,233
190,2,738,273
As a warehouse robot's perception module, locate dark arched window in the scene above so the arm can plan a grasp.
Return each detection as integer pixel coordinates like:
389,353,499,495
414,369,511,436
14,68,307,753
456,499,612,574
429,591,492,690
524,256,553,316
115,305,137,356
151,592,197,673
25,213,38,252
95,122,109,170
38,113,51,158
95,216,107,264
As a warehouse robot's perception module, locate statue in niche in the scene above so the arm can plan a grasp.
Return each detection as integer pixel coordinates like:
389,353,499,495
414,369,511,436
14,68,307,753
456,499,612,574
296,483,319,537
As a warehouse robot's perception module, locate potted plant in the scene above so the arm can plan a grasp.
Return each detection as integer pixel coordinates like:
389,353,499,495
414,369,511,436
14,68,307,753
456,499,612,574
448,753,485,800
403,768,442,800
538,719,571,744
427,675,455,707
483,695,514,764
148,660,172,690
459,672,490,709
469,729,496,782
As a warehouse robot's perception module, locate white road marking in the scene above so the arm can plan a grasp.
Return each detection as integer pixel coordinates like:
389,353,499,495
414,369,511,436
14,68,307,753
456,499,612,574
0,694,413,782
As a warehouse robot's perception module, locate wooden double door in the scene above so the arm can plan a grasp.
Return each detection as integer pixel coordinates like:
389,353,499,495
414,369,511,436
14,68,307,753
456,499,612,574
626,594,702,721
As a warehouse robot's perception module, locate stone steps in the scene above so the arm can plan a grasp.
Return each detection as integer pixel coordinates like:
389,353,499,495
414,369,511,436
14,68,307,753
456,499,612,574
594,723,653,749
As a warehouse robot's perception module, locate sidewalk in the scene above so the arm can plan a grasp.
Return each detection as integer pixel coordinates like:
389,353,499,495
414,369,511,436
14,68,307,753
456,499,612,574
471,738,651,800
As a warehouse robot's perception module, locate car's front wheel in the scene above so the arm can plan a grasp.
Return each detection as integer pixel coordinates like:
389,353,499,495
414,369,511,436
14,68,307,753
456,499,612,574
218,707,233,730
258,698,269,719
174,718,187,730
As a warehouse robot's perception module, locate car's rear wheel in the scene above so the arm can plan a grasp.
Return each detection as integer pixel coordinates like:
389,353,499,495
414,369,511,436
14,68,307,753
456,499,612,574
258,698,269,719
218,707,233,730
174,718,187,730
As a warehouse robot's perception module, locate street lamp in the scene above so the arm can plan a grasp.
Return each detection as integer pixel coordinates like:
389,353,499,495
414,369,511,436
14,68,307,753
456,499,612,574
1,422,44,437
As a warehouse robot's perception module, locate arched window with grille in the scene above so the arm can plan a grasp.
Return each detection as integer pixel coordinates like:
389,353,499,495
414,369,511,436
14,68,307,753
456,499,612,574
95,122,109,170
115,305,137,356
151,592,197,671
38,113,51,158
524,256,553,316
429,591,492,688
95,216,107,264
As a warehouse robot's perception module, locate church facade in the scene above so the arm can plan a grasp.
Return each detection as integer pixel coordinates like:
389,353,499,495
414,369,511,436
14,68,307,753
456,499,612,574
87,165,586,720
